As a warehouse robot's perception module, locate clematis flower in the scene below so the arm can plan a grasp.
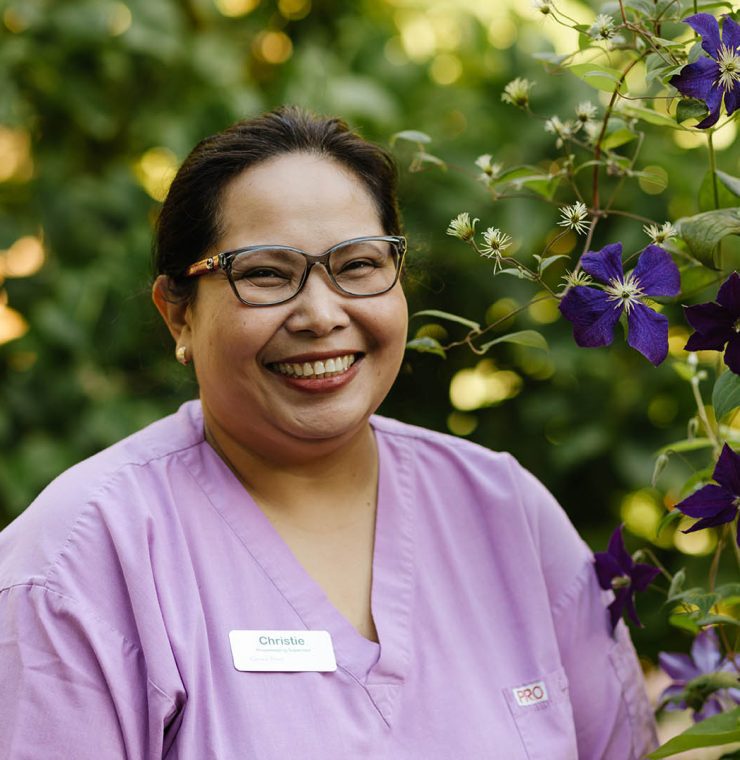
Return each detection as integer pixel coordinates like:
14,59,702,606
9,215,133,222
684,271,740,374
559,243,681,365
659,628,740,721
674,443,740,546
670,13,740,129
594,525,660,633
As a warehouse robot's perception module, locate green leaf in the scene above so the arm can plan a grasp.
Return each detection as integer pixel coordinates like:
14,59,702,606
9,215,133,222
667,568,686,599
493,166,540,185
668,613,701,633
657,509,683,537
656,437,713,455
498,267,536,280
680,264,724,294
717,170,740,197
412,310,481,331
698,170,739,211
715,583,740,600
617,103,676,128
601,127,638,151
390,129,432,146
646,707,740,758
676,98,710,124
694,613,740,627
479,330,549,352
568,63,627,94
676,208,740,268
532,51,570,65
409,151,447,172
405,337,446,358
537,254,570,273
713,371,740,422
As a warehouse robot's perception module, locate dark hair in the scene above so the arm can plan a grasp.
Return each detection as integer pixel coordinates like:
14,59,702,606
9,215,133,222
154,105,401,303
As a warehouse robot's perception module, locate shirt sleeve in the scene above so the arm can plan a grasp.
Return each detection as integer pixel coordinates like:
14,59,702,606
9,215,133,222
551,551,658,759
507,459,658,759
0,583,178,760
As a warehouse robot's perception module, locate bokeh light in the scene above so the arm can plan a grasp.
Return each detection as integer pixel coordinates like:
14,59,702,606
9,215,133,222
253,31,293,64
447,411,478,436
450,359,522,411
214,0,260,17
0,127,33,183
108,3,132,36
133,147,178,203
0,236,45,278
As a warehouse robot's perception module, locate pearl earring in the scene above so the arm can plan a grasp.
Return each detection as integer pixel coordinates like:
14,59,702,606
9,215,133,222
176,346,190,365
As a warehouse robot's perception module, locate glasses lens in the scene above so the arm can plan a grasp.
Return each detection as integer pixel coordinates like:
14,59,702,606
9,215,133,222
230,248,306,305
329,238,400,296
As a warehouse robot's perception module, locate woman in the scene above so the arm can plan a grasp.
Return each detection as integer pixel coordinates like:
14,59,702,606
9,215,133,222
0,107,656,759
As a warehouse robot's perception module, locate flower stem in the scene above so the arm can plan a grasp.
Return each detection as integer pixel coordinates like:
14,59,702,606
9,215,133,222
639,547,673,583
707,130,719,210
690,376,721,457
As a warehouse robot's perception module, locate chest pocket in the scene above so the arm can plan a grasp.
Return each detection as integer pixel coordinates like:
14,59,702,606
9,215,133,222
503,667,578,760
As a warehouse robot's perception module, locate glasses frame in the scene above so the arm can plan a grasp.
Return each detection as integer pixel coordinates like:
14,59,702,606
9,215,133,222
184,235,407,306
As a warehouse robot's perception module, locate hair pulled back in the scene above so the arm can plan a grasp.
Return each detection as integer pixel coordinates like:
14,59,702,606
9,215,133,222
154,105,401,303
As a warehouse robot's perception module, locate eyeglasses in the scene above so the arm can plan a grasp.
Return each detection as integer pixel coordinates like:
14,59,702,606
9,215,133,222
184,235,406,306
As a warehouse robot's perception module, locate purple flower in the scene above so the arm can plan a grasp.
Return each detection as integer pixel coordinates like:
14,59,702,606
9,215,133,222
559,243,680,365
675,443,740,546
594,525,660,633
684,271,740,374
670,14,740,129
659,628,740,721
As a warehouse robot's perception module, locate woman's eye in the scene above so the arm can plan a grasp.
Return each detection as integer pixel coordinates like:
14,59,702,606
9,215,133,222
339,258,377,274
240,268,290,284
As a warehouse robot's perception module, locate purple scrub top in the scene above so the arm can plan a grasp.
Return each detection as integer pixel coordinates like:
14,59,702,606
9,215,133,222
0,401,656,758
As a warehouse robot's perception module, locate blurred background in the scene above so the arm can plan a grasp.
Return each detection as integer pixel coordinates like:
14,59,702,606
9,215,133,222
1,0,738,675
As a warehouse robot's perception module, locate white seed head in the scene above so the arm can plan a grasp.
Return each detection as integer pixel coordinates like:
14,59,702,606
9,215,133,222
589,13,616,40
501,78,534,108
716,43,740,93
575,101,598,122
558,202,591,235
532,0,553,14
643,221,678,244
447,212,479,241
480,227,513,263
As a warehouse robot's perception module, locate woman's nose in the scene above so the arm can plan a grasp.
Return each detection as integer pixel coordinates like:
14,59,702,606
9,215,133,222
283,265,351,336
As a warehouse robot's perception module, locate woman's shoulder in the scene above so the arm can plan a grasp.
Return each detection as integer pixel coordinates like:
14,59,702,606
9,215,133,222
0,400,205,591
371,413,520,476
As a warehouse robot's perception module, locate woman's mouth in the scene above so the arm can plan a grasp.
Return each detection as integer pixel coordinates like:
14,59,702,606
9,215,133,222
267,353,358,379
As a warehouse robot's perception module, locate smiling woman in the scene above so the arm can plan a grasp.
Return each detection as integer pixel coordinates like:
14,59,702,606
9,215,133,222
0,107,657,759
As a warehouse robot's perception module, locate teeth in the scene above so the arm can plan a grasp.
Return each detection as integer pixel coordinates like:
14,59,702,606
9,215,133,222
271,354,357,378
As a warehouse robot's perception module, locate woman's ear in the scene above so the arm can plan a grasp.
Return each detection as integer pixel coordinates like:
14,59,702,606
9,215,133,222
152,275,192,344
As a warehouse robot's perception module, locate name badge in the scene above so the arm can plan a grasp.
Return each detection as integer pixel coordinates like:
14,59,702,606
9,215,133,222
229,630,337,672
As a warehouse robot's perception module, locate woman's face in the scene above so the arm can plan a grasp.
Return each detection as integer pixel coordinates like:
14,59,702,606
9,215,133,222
157,152,408,455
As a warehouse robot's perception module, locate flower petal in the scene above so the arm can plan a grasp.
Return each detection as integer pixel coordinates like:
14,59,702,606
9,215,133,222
659,652,697,681
559,286,621,348
608,588,628,630
724,336,740,374
711,443,740,495
682,506,738,532
721,16,740,57
684,302,733,349
684,13,721,58
676,483,734,518
626,302,669,365
695,84,724,129
694,698,725,722
671,57,720,100
632,245,681,297
623,588,643,627
594,551,622,589
690,628,722,673
716,271,740,314
606,524,632,569
631,562,660,592
725,78,739,117
580,242,624,284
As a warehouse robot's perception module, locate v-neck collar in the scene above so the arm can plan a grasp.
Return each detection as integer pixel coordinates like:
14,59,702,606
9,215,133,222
185,413,416,724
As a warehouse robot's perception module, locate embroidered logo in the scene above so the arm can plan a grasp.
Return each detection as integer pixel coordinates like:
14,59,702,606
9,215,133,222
513,680,549,707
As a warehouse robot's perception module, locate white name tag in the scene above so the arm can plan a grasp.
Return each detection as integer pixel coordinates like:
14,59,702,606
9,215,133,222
512,680,549,707
229,630,337,672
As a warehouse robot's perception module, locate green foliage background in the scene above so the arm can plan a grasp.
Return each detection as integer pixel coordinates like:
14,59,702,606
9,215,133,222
1,0,738,660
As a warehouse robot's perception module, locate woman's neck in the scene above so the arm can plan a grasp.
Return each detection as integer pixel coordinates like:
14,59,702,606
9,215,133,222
203,413,379,521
